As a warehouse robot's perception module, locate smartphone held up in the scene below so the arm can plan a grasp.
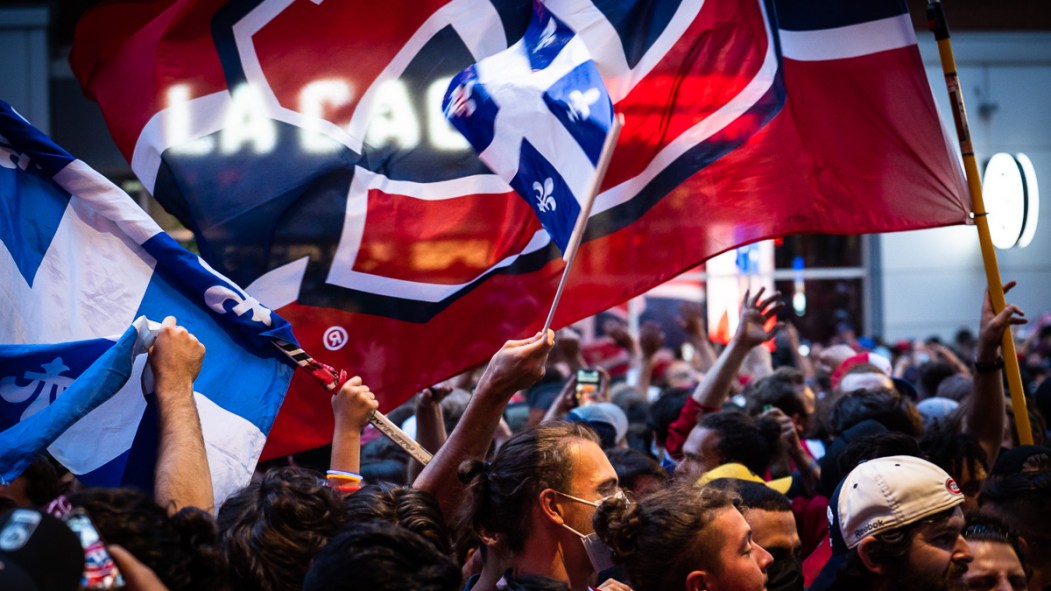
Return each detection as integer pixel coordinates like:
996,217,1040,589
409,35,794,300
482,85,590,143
575,369,602,407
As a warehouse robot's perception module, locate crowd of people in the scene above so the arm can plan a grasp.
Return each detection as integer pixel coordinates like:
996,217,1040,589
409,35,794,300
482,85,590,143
1,281,1049,591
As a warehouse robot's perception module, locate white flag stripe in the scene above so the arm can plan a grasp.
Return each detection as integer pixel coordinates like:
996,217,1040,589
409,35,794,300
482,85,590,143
779,14,916,62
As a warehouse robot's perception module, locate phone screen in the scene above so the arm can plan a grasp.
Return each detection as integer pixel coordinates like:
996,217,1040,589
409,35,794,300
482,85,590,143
65,509,125,590
575,369,601,406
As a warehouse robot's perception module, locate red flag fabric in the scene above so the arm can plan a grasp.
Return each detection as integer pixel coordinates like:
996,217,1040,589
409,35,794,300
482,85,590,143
71,0,969,457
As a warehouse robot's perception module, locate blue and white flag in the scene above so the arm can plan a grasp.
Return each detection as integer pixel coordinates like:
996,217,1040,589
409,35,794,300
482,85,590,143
442,3,613,254
0,101,296,505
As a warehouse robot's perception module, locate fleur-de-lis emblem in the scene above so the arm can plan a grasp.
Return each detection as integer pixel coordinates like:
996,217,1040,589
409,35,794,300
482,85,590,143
534,17,557,53
0,358,74,421
0,133,31,171
204,284,273,326
533,177,556,213
444,80,476,119
567,88,600,122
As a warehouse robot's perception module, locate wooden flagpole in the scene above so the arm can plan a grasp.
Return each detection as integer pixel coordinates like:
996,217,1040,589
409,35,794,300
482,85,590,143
927,0,1033,444
542,114,624,335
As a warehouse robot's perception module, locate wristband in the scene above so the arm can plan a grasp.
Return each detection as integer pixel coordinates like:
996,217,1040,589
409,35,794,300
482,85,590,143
326,470,363,482
973,357,1004,373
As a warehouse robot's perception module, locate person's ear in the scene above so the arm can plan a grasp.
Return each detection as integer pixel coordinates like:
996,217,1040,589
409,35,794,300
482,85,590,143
856,537,887,575
685,569,710,591
538,489,564,525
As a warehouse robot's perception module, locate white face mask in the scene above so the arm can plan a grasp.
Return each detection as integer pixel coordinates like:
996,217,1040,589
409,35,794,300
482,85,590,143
553,490,627,574
561,523,618,574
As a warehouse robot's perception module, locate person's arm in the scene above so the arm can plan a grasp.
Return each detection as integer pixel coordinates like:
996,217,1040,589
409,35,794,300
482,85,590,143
928,342,971,376
108,545,169,591
414,331,554,522
330,376,379,478
407,383,453,482
665,289,783,457
542,377,578,424
966,281,1026,468
680,302,717,373
150,316,213,515
784,323,814,379
636,321,664,396
541,368,611,423
694,289,783,408
765,407,820,493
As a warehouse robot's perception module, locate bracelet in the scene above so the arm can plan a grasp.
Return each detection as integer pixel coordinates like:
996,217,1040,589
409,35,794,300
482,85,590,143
973,357,1004,373
326,470,363,482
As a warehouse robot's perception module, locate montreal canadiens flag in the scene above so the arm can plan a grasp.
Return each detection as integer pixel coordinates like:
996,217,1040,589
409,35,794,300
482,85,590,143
0,101,296,505
442,3,613,253
69,0,969,457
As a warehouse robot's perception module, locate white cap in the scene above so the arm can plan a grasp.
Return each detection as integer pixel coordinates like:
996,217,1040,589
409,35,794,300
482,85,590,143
835,455,964,549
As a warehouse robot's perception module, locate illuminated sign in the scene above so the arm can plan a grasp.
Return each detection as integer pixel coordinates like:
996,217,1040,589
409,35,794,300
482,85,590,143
164,77,470,156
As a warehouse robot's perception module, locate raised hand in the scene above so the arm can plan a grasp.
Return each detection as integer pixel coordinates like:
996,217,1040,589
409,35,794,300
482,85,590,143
977,281,1027,361
734,288,784,348
416,381,454,409
678,302,706,338
476,331,555,397
149,316,205,399
332,376,380,433
639,321,665,359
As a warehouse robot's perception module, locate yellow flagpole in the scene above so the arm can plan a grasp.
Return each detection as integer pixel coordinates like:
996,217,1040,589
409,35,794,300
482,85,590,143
927,0,1033,445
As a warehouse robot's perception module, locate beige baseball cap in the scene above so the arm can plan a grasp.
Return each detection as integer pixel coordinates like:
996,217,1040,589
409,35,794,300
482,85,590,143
834,455,964,549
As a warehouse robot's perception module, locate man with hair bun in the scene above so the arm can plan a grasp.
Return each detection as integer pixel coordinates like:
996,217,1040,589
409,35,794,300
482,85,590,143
459,421,629,591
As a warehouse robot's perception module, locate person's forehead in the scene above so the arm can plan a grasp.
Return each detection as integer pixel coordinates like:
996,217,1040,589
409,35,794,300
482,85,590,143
713,506,750,544
568,439,617,489
968,540,1024,573
683,425,708,454
745,509,799,544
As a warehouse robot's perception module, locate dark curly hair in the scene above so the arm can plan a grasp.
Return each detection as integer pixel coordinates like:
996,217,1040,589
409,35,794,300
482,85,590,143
217,467,348,591
921,431,988,497
593,481,738,591
829,387,923,438
69,488,227,590
698,410,782,475
303,522,460,591
605,448,667,497
744,367,808,418
649,388,689,448
458,421,599,552
342,482,452,556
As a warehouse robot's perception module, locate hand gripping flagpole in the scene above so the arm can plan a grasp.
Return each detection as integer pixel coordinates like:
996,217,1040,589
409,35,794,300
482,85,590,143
542,114,624,335
927,1,1033,444
271,339,435,465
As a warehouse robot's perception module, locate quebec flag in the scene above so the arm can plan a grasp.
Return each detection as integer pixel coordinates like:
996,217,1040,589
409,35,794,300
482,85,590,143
0,101,296,506
442,2,613,254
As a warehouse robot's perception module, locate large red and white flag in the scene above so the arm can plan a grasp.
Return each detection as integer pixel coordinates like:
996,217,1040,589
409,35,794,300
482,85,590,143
71,0,968,456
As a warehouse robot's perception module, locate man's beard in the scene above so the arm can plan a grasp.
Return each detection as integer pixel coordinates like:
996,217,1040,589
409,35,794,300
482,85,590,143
885,558,969,591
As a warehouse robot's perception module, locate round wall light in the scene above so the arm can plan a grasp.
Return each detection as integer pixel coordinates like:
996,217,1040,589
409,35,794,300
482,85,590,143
983,152,1039,249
